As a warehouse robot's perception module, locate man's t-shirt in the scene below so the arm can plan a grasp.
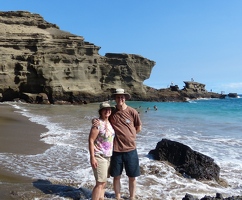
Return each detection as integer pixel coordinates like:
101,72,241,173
109,106,141,152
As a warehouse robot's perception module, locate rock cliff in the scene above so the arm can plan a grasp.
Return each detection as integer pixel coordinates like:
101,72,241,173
0,11,223,103
0,11,155,103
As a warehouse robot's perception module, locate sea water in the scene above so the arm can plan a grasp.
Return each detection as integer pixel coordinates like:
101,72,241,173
0,96,242,199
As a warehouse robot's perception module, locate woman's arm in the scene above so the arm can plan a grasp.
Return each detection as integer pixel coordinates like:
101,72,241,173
88,127,99,168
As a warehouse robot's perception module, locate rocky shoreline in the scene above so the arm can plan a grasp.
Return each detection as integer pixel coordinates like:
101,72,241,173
182,193,242,200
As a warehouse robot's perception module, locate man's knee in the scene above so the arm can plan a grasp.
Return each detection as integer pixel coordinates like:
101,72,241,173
114,175,121,181
128,177,135,181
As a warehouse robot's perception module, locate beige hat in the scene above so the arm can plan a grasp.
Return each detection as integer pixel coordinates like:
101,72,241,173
111,88,131,100
99,102,115,113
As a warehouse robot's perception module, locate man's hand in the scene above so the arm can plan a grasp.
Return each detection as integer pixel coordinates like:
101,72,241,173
135,125,142,133
92,118,100,128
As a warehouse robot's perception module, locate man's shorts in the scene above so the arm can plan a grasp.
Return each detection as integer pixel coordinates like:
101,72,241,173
110,149,140,177
92,154,111,182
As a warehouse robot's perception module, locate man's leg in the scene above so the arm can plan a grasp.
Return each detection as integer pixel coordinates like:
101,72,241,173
128,177,136,199
124,150,140,200
113,175,121,199
110,152,123,199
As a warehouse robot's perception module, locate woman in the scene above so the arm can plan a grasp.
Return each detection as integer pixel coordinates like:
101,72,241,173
88,102,115,200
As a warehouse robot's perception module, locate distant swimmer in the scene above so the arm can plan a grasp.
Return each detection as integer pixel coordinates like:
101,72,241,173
154,105,158,111
147,107,150,110
135,106,142,110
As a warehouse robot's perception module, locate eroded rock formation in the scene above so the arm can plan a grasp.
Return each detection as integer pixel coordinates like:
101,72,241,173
0,11,155,103
0,11,224,103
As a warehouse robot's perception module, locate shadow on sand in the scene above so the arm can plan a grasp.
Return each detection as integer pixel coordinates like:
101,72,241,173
33,179,116,200
33,179,91,199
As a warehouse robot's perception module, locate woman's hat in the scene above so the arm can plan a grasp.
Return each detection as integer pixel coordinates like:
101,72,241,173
111,88,131,100
99,102,115,113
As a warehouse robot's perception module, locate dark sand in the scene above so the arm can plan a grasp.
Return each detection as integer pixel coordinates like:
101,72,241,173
0,104,52,199
0,104,51,154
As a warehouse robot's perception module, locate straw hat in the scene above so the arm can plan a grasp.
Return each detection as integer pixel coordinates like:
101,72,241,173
111,88,131,100
99,102,115,113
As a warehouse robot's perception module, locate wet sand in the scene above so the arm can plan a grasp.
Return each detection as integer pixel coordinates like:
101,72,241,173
0,104,51,154
0,104,52,199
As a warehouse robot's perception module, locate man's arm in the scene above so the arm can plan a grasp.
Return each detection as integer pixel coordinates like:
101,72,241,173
135,125,142,133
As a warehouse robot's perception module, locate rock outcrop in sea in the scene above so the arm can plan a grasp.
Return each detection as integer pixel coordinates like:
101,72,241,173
0,11,224,104
149,139,220,181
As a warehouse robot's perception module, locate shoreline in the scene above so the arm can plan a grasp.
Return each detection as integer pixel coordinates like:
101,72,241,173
0,104,51,155
0,103,52,199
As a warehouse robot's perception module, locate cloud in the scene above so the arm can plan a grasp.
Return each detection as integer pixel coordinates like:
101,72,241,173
221,82,242,93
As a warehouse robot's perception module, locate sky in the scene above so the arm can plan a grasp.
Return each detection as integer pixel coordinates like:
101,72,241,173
1,0,242,94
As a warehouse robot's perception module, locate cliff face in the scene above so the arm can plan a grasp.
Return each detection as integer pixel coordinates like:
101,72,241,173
0,11,155,103
0,11,224,103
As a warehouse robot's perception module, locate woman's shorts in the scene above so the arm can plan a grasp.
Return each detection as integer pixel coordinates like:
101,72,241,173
92,154,111,182
110,149,140,177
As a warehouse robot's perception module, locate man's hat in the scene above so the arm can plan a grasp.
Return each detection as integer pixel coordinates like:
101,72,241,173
111,88,131,100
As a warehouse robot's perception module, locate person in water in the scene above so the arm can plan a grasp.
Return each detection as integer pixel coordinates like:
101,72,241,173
88,102,115,200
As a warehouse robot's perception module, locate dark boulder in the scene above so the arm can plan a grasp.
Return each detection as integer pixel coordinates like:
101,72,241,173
149,139,220,181
20,92,50,104
228,93,238,98
182,193,242,200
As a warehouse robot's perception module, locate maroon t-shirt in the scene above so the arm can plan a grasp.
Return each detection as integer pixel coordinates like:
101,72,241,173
109,106,142,152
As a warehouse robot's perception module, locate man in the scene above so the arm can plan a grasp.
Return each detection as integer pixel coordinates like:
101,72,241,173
109,88,142,200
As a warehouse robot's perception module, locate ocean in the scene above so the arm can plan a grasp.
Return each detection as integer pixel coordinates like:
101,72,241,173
1,96,242,200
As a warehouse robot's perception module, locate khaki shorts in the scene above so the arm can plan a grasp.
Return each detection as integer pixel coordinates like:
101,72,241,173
92,154,111,182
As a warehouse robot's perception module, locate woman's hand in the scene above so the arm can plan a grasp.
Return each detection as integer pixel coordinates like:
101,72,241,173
90,156,98,168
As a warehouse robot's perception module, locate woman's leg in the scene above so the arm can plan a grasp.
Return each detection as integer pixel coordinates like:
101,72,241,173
92,181,106,200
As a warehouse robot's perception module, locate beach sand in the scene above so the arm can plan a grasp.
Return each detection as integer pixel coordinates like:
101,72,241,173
0,104,52,199
0,104,107,199
0,104,51,155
